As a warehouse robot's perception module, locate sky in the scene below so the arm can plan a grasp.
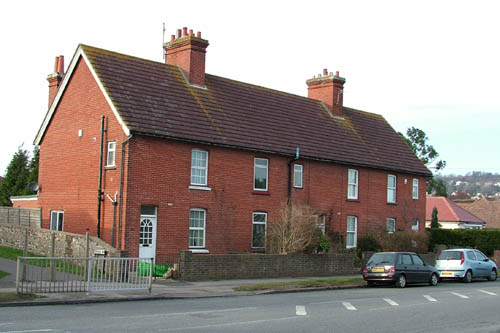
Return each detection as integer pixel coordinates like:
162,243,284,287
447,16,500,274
1,0,499,176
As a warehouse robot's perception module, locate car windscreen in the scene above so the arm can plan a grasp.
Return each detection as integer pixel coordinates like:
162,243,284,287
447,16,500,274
367,253,394,265
438,251,462,260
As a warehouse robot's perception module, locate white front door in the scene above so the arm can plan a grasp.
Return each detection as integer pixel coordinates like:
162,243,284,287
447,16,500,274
139,216,157,261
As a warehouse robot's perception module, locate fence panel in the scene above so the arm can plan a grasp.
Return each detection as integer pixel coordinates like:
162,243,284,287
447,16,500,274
16,257,153,294
0,207,41,228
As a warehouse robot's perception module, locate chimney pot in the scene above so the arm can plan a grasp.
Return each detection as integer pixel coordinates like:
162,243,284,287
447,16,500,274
323,68,328,76
182,27,188,36
57,56,64,74
177,29,182,38
335,71,340,77
53,57,59,72
196,31,201,38
171,35,175,42
189,29,194,36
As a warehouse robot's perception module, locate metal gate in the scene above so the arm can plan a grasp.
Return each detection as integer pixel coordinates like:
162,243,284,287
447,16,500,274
16,257,153,294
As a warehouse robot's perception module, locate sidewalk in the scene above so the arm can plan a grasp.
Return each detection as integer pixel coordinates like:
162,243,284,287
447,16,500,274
0,258,362,306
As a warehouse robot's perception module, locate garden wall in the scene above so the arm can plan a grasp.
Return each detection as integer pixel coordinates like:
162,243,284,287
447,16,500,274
179,251,355,281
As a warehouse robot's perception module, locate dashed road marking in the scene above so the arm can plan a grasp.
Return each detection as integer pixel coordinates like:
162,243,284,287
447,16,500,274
423,295,437,302
478,290,496,296
451,292,469,299
383,298,399,306
342,302,357,311
296,305,307,316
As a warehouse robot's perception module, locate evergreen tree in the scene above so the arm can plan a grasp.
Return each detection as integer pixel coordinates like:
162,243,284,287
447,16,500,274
23,146,39,195
0,146,30,206
430,207,440,229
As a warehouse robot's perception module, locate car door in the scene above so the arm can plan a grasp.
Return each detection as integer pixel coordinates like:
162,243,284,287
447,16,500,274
465,250,479,276
398,253,416,282
474,250,491,277
411,254,430,282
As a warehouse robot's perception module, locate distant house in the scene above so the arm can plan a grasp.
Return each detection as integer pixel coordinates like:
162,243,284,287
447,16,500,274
426,196,485,229
13,27,431,264
456,196,500,229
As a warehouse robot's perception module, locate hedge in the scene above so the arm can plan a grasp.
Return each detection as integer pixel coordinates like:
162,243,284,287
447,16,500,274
428,228,500,256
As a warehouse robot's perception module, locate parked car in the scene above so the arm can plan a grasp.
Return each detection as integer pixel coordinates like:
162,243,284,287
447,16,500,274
362,252,439,288
435,249,497,283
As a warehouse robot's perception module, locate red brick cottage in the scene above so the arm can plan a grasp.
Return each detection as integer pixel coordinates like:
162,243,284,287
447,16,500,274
25,27,431,263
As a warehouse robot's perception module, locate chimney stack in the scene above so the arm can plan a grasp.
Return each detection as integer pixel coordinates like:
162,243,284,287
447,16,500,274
47,56,64,107
164,27,209,87
306,69,345,117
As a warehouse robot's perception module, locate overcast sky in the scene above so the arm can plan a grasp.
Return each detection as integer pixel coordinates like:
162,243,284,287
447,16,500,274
1,0,499,176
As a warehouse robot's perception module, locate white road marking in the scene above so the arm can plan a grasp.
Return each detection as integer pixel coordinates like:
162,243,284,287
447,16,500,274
383,298,399,306
160,316,304,331
342,302,357,311
2,330,63,333
478,289,496,296
111,306,258,319
423,295,437,302
296,305,307,316
451,292,469,299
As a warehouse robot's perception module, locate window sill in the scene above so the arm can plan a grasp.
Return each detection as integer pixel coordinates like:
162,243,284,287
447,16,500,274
346,198,360,203
105,166,116,170
250,248,265,253
252,191,270,196
189,185,212,191
189,249,209,254
387,202,398,205
293,186,303,189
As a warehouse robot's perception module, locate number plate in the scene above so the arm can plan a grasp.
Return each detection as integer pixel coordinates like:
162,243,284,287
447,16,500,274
372,267,384,273
441,271,453,276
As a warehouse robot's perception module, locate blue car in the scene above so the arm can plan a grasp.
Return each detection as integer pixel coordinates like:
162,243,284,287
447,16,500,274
435,249,498,283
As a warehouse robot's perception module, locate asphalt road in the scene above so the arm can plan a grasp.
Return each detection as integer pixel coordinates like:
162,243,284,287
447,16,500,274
1,279,500,332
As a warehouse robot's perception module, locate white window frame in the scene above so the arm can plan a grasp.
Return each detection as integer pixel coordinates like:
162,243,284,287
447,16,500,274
386,218,396,233
387,174,397,203
106,141,116,167
253,158,269,191
293,164,303,188
412,178,419,200
189,208,206,248
50,210,64,231
252,212,267,248
347,169,358,199
190,149,208,186
412,219,419,231
346,216,357,248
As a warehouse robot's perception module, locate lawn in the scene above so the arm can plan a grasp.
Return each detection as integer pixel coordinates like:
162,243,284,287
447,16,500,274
233,277,365,291
0,292,40,303
0,246,41,261
0,270,9,279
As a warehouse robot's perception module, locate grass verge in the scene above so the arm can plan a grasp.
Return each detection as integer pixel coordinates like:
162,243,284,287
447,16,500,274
0,246,41,261
0,270,9,279
0,292,41,303
233,277,365,291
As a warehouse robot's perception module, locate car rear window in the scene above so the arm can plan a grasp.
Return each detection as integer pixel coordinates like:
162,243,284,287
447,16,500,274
438,251,462,260
368,253,395,265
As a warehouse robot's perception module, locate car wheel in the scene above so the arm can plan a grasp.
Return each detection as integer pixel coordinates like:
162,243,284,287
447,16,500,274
463,270,472,283
429,273,439,286
395,274,406,288
367,281,375,287
488,269,497,281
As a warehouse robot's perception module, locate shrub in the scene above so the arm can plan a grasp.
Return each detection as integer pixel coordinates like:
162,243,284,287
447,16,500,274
428,228,500,256
357,235,380,252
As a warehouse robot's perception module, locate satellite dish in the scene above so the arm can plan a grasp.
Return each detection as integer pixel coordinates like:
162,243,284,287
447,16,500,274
28,182,40,192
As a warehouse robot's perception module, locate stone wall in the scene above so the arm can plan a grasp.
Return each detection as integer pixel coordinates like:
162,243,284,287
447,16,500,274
178,251,355,281
0,223,121,258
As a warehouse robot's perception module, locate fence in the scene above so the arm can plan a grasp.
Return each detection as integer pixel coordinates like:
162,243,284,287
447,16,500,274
0,207,41,228
16,257,153,295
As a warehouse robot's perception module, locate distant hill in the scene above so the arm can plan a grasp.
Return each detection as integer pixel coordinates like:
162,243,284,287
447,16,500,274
435,172,500,197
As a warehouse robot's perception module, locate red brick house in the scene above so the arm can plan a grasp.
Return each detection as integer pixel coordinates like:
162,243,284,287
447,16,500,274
24,27,431,263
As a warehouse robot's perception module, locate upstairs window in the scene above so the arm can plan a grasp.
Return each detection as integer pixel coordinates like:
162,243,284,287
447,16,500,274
412,179,419,199
386,218,396,233
191,150,208,186
293,164,303,188
252,212,267,248
387,175,396,203
50,211,64,231
346,216,357,248
348,169,358,199
106,142,116,167
254,158,268,191
189,209,206,248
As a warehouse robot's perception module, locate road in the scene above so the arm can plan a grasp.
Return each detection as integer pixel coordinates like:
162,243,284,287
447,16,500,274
1,280,500,332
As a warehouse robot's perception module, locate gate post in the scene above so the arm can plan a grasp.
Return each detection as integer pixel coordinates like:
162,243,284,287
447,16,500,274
148,257,153,294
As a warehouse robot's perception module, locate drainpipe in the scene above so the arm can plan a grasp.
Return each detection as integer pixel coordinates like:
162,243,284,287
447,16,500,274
117,134,133,250
97,116,105,238
287,147,300,204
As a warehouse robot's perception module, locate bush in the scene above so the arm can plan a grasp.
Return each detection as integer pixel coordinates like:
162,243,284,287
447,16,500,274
428,228,500,256
367,228,430,253
357,235,380,252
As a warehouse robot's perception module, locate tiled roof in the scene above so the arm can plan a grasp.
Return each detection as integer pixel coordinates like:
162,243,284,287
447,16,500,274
426,196,484,223
456,197,500,228
82,45,431,176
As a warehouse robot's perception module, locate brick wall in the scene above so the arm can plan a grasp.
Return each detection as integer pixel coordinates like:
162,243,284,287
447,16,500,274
178,251,355,281
0,223,121,258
